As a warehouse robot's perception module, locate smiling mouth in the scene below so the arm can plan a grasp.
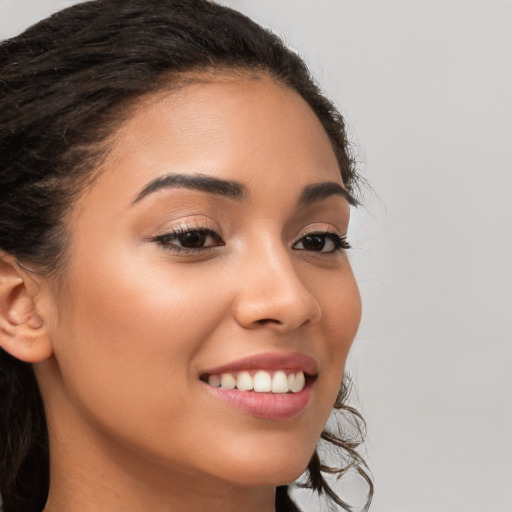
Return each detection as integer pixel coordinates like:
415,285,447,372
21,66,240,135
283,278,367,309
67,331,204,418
199,352,318,418
200,369,314,394
200,368,316,420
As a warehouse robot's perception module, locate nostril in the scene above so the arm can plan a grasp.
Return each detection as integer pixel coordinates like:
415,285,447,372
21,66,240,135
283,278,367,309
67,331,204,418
254,318,282,326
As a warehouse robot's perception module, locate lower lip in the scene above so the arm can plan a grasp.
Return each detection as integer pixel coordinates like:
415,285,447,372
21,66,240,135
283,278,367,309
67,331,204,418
202,381,313,420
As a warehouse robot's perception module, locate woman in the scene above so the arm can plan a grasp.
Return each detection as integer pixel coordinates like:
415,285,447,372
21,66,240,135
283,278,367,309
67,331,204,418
0,1,372,511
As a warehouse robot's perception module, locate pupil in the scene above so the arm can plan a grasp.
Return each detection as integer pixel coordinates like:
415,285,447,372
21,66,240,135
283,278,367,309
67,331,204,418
180,231,206,248
304,235,325,251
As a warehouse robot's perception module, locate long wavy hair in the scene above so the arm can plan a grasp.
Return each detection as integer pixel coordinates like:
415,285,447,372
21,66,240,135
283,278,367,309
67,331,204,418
0,1,372,510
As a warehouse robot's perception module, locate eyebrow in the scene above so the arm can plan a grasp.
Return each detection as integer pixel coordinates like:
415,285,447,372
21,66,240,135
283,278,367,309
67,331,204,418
132,173,248,205
132,173,356,207
298,182,357,207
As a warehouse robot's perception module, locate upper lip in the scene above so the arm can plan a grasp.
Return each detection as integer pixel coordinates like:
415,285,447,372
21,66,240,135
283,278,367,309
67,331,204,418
201,352,318,377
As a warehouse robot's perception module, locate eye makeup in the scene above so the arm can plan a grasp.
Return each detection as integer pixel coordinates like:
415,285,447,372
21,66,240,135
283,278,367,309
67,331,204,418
150,222,350,257
152,225,225,254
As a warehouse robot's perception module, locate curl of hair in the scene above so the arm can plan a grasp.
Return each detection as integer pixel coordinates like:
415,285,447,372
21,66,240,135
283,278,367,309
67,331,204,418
0,1,371,510
297,375,373,511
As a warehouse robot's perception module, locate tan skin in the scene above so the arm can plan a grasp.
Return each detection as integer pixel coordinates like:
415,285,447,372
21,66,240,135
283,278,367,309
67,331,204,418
0,75,361,512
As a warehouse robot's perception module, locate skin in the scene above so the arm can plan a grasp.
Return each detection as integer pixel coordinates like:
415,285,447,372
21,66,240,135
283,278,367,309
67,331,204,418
0,75,361,512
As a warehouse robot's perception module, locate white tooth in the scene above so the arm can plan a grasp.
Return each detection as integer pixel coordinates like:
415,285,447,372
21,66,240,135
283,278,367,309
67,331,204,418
208,375,221,387
253,370,272,392
290,371,306,393
288,373,295,389
271,370,289,393
220,373,236,390
236,371,253,391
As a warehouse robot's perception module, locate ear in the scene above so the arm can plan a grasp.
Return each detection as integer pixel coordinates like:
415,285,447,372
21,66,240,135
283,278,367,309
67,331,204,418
0,253,53,363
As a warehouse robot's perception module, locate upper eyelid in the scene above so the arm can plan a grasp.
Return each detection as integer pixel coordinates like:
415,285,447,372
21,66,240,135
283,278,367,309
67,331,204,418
150,220,345,242
157,226,342,240
152,226,222,244
293,231,349,244
164,225,217,235
151,219,222,238
292,226,343,243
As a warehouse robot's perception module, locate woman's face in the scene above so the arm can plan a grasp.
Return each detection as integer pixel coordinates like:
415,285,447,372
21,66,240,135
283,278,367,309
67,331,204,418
39,75,361,491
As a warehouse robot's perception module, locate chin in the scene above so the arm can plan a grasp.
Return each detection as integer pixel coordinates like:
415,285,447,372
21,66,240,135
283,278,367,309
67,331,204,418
214,447,314,488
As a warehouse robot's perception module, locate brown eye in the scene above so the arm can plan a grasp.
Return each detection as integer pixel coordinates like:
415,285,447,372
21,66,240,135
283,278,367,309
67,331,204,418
178,231,210,248
301,234,327,251
292,233,350,253
154,228,224,252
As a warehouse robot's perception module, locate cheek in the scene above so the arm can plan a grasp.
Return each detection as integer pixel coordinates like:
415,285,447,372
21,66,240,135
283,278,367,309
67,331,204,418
316,263,361,356
60,246,224,349
314,265,361,402
50,250,228,429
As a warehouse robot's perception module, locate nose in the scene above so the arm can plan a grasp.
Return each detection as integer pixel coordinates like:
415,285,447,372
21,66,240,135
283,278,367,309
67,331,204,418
233,241,322,332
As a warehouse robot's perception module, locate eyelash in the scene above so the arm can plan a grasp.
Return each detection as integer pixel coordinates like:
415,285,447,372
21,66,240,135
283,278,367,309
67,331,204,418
152,226,351,254
292,232,351,253
152,226,224,254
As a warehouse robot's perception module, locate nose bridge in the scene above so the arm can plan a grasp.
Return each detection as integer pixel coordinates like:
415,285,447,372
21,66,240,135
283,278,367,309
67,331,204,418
233,231,321,330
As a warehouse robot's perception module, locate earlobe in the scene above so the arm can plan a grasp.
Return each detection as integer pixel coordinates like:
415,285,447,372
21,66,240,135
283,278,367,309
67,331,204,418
0,254,53,363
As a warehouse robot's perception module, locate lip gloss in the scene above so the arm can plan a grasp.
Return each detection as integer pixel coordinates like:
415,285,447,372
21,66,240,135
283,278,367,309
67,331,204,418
201,378,313,420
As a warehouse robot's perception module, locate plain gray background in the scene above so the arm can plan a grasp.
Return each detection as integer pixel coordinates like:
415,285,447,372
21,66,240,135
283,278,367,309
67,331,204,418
1,1,511,511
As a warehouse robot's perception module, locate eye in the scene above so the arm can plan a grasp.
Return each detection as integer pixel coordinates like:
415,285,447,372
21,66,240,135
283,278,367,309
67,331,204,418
153,227,224,252
292,232,350,253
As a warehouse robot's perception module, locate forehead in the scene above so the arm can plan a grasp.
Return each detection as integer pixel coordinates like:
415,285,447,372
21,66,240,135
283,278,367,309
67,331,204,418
78,75,343,213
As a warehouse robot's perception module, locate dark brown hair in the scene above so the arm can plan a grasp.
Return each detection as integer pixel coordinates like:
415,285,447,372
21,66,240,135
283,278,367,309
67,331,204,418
0,1,372,510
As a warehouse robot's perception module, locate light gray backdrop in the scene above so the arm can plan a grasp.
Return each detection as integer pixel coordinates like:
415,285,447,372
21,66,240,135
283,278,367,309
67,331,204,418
1,1,511,511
